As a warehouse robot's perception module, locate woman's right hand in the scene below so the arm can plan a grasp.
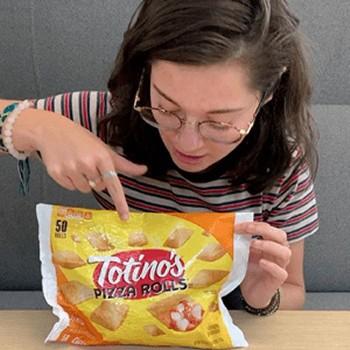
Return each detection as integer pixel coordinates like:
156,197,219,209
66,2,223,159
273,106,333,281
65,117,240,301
13,108,147,220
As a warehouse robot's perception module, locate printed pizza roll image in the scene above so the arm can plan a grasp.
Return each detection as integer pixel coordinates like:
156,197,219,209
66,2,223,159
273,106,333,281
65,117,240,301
189,269,229,288
144,324,165,336
87,232,115,251
164,227,193,248
197,243,226,262
148,294,204,332
91,301,129,331
209,300,219,312
71,233,81,243
60,280,94,305
52,250,86,269
128,231,148,247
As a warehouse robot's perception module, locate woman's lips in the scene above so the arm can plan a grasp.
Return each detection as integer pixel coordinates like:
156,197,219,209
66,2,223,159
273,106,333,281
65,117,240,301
174,149,206,165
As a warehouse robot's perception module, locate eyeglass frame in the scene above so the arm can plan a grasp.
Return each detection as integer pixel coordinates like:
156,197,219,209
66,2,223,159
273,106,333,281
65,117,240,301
133,68,267,144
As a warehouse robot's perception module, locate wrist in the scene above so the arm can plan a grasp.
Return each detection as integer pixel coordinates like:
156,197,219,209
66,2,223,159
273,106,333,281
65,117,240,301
240,285,273,309
1,100,35,159
240,288,280,316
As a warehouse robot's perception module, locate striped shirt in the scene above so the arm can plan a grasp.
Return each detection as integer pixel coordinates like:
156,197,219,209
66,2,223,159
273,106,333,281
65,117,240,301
33,91,319,243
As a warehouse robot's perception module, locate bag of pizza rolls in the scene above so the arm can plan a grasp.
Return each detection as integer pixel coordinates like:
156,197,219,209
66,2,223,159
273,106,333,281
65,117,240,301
37,203,252,349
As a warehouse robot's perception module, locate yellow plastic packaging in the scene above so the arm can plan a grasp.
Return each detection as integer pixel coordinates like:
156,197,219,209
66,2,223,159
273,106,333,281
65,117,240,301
37,204,252,348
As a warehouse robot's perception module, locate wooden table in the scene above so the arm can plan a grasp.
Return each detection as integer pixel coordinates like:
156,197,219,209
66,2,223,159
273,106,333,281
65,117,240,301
0,310,349,349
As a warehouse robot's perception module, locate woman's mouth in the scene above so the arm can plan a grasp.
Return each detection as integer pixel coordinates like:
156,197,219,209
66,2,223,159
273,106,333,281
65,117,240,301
174,149,206,165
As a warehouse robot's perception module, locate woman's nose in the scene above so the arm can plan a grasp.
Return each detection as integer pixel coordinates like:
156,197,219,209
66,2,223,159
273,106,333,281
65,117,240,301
175,120,204,150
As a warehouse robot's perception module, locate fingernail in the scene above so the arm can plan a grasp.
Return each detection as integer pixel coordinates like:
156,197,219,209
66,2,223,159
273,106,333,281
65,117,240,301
120,212,129,221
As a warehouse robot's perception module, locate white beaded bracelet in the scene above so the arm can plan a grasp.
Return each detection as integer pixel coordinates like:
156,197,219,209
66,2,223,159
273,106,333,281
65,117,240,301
2,99,33,160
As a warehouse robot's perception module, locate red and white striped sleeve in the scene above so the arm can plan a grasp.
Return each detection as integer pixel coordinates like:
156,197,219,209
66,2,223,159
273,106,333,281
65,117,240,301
32,91,111,136
263,161,319,242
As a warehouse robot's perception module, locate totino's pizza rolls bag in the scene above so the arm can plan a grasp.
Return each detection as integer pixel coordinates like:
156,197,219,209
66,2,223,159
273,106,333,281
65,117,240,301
37,204,252,349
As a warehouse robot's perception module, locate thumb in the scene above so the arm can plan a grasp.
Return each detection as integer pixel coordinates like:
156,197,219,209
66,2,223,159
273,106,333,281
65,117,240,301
112,152,148,176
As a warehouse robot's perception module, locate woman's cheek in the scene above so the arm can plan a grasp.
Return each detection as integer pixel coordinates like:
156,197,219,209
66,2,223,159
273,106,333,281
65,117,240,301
158,129,176,150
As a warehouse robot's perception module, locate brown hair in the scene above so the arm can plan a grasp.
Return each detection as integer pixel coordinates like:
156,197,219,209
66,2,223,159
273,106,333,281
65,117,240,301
100,0,318,193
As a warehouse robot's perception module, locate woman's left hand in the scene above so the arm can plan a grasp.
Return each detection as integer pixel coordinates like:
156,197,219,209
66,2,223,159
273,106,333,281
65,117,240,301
235,221,292,308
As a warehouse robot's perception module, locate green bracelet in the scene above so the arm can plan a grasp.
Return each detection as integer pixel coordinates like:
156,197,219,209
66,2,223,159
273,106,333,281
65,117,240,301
241,289,281,316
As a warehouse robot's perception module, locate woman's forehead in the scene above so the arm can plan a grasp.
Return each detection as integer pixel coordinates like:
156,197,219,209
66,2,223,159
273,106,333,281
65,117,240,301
150,60,258,109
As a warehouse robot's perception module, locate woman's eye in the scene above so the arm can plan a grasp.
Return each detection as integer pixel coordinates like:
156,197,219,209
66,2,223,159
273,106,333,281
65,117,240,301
209,122,230,131
159,109,174,117
158,104,181,113
154,108,176,120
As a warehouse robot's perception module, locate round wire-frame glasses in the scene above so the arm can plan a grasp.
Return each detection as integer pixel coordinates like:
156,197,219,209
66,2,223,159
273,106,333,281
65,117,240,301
133,68,266,144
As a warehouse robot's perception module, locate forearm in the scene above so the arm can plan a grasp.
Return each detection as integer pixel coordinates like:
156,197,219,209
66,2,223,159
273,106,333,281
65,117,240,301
1,98,79,156
279,282,305,310
2,92,107,140
12,107,57,153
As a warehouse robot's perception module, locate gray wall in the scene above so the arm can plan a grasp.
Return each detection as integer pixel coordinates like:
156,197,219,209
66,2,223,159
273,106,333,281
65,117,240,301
0,0,349,104
0,1,349,294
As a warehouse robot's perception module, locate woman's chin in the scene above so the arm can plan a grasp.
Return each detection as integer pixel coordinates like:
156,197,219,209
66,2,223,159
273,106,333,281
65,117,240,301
175,162,208,173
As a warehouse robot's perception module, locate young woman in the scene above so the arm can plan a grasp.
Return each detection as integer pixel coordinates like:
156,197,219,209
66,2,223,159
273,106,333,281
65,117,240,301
0,0,318,314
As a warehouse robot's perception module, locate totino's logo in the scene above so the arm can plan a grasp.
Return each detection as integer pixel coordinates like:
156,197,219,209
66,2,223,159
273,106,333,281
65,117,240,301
88,249,187,299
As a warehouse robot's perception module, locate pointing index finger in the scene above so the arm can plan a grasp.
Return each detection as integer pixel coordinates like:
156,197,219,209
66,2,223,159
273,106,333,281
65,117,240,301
98,162,129,221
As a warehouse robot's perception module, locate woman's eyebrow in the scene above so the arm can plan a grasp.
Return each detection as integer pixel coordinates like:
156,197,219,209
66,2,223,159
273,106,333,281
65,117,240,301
153,83,246,114
153,83,180,106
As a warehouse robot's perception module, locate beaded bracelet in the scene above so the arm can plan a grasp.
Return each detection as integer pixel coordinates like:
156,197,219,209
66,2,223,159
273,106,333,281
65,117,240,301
0,102,19,152
240,289,280,316
0,100,33,194
1,100,33,160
